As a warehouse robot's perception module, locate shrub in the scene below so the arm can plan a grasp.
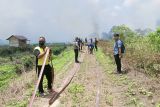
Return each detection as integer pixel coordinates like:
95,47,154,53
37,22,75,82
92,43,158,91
51,45,67,55
15,64,24,74
0,46,33,57
100,27,160,76
21,56,34,71
148,27,160,52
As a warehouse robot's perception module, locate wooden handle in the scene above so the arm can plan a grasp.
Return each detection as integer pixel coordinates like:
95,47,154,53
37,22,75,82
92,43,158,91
28,49,50,107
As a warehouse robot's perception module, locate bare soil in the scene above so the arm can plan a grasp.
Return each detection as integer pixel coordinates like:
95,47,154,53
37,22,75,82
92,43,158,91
1,45,160,107
32,46,160,107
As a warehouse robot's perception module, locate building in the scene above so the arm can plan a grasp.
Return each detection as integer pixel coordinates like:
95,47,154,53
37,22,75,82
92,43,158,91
6,35,30,47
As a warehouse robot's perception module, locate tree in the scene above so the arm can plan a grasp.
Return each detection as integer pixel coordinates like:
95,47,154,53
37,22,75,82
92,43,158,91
148,27,160,52
110,24,135,41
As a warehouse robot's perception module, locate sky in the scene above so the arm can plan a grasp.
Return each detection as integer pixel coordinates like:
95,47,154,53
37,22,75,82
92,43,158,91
0,0,160,43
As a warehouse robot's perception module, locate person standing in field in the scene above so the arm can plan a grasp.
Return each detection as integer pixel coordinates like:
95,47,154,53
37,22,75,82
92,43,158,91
94,38,98,51
34,37,55,96
89,38,94,54
74,37,79,63
85,38,88,44
80,38,83,50
113,34,125,74
77,38,81,51
85,38,90,53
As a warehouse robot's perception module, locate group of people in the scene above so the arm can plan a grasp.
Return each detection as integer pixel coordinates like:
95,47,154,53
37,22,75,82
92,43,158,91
73,34,125,75
73,37,99,63
33,34,124,96
86,38,98,54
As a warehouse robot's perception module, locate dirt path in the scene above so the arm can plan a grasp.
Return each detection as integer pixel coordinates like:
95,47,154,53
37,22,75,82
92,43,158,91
32,49,86,107
96,48,160,107
58,48,160,107
42,49,132,107
57,51,115,107
31,48,160,107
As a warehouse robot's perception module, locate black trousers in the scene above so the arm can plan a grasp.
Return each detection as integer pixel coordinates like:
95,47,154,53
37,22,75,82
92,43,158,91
95,45,98,51
74,49,79,62
37,65,53,93
78,44,81,51
80,44,83,50
114,54,121,73
90,47,94,54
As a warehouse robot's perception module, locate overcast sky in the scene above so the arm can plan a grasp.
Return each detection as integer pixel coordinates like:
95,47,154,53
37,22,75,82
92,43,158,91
0,0,160,43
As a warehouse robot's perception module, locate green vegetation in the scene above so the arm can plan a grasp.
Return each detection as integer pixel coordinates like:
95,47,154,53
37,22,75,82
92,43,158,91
0,44,72,107
0,53,34,91
50,43,67,55
0,65,17,90
68,83,85,105
5,47,74,107
104,25,160,76
156,103,160,107
52,47,74,72
0,44,68,90
7,99,28,107
68,83,85,94
105,94,113,106
0,46,33,57
95,48,158,107
99,26,160,106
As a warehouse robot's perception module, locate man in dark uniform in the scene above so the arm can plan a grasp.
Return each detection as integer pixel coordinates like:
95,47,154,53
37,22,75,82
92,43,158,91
74,37,79,63
94,38,98,51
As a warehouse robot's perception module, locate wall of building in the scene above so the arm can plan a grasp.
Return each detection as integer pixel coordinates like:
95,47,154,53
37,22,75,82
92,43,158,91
19,40,27,47
9,37,19,47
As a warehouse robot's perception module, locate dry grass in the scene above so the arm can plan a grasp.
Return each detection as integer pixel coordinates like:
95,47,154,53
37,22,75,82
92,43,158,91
0,71,36,107
99,40,160,77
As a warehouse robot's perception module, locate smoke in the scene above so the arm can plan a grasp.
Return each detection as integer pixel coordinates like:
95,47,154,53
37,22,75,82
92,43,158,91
156,19,160,27
0,0,160,42
90,17,99,38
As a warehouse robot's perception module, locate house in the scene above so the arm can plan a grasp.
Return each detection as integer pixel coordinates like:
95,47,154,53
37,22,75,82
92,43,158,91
6,35,30,47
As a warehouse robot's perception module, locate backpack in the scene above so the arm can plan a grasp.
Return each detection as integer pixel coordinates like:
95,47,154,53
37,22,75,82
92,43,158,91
89,44,94,49
116,40,125,53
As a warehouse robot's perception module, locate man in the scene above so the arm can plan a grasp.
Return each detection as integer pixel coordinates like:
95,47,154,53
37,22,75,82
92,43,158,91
89,38,94,54
74,37,79,63
94,38,98,51
84,38,90,53
85,38,88,43
80,38,83,50
113,34,123,74
34,37,54,95
77,38,81,51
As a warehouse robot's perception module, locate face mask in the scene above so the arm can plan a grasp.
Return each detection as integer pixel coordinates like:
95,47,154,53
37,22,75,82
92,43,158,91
39,42,45,47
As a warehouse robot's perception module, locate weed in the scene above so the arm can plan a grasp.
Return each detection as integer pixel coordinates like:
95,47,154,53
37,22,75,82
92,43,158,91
68,83,85,104
105,94,113,106
126,97,139,106
0,65,17,90
156,103,160,107
7,99,28,107
68,83,85,95
138,88,147,95
1,47,73,106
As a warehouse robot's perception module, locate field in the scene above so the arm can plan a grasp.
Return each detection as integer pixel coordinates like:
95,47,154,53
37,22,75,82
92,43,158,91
0,26,160,107
0,43,70,107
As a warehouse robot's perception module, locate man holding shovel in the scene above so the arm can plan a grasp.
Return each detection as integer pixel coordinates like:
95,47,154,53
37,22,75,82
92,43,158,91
34,37,55,96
